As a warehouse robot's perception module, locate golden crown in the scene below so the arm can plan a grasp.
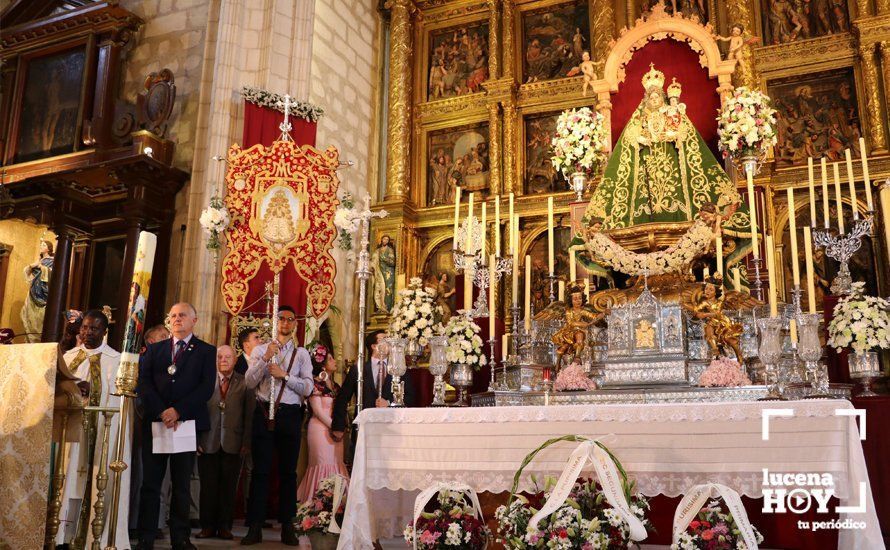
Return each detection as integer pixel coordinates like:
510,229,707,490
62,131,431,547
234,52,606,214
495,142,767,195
641,63,665,91
667,77,682,98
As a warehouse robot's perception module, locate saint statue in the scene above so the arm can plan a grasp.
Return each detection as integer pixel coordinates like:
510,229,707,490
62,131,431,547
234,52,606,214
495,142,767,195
371,235,396,313
433,272,456,323
21,239,54,342
262,189,297,246
585,65,752,267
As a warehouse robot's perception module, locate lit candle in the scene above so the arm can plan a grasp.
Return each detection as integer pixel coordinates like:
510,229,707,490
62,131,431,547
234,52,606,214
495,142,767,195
845,149,858,220
509,193,515,253
481,202,487,262
803,226,817,314
466,193,475,252
859,137,873,211
584,278,590,300
524,255,531,331
807,157,817,226
765,234,778,317
746,170,759,259
512,217,520,306
833,163,845,234
453,187,462,248
489,255,496,335
733,266,742,291
547,197,555,273
495,195,501,256
787,187,800,287
821,158,830,230
558,280,565,302
716,233,724,278
703,265,710,279
502,334,509,361
569,248,577,282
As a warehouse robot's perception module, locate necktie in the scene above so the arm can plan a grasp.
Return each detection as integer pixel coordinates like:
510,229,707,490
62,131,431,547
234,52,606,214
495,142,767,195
173,340,186,363
88,354,102,406
220,376,230,399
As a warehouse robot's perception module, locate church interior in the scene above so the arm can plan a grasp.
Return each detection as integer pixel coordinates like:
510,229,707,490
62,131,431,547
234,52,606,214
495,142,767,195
1,0,889,548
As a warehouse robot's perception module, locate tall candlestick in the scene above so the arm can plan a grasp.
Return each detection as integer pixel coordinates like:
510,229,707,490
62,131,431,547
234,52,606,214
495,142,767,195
502,334,509,361
821,158,830,229
558,280,565,302
512,218,520,306
453,186,462,248
845,149,858,220
746,169,759,258
716,234,724,277
807,157,817,226
833,163,845,234
468,192,474,222
569,248,577,282
509,193,515,253
787,187,800,286
547,197,555,273
524,255,531,331
765,234,778,317
495,196,501,256
859,137,873,211
733,266,741,290
481,202,487,262
489,255,496,335
803,226,817,314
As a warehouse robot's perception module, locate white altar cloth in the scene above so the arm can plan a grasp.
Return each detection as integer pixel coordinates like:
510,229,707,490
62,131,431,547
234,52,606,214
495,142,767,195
337,400,883,549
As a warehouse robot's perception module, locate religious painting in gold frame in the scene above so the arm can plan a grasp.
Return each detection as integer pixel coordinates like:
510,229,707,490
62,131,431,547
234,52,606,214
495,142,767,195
421,238,458,320
767,68,861,167
424,121,491,207
760,0,850,46
519,0,591,84
520,226,578,310
522,110,568,194
426,19,490,101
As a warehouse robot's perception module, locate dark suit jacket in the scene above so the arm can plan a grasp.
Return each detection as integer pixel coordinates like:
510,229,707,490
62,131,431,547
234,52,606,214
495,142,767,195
200,372,255,454
138,336,216,432
331,359,415,432
233,354,248,376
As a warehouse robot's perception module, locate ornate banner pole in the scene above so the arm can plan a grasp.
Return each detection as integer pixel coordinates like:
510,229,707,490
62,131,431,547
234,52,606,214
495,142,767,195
105,231,157,550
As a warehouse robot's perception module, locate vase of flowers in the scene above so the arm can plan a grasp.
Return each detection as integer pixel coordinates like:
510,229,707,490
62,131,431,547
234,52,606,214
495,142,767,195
444,312,486,406
672,498,764,550
827,282,890,396
294,475,347,548
551,107,608,201
717,87,777,174
390,277,445,351
199,195,230,256
403,489,492,549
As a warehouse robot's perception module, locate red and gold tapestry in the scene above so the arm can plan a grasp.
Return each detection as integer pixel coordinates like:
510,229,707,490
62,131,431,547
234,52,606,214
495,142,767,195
221,139,340,318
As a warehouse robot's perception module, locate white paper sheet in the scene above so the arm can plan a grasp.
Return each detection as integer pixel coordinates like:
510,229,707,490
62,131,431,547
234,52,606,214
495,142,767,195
151,420,197,454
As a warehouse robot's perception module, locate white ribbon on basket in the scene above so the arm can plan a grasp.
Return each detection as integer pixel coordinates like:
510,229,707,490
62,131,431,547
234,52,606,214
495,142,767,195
411,481,484,550
527,439,647,542
325,474,348,534
672,483,759,550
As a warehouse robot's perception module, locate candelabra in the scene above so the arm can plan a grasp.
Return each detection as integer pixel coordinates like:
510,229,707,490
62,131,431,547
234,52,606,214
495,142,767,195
487,338,498,392
452,215,514,316
813,215,873,296
784,286,804,384
748,256,764,302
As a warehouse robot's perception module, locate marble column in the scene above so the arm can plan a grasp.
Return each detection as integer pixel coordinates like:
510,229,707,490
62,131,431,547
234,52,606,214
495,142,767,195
487,0,500,79
488,103,503,197
384,0,414,201
41,227,74,342
502,0,515,80
859,43,888,153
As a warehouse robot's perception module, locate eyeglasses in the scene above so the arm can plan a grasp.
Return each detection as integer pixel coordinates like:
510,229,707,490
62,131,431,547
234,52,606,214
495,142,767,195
277,316,297,322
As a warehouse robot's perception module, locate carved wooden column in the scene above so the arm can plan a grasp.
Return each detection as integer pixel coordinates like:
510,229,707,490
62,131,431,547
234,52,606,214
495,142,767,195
879,41,890,107
859,43,888,153
502,0,515,80
591,0,616,65
725,0,758,88
877,0,890,14
855,0,872,17
626,0,635,27
41,226,74,342
487,0,501,79
384,0,414,201
488,103,503,196
502,99,518,194
87,30,130,148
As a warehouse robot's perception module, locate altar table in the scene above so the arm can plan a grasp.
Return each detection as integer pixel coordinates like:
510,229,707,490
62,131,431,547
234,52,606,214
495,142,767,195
337,400,883,549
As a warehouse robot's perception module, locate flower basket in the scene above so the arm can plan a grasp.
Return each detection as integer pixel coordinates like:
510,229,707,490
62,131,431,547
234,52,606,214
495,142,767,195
294,475,347,540
827,282,890,354
717,87,777,168
404,482,492,549
495,435,651,549
672,483,763,550
550,107,608,179
390,278,445,348
307,531,339,550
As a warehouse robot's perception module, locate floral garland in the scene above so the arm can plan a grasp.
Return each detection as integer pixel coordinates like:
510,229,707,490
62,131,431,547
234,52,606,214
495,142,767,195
583,219,714,276
199,196,230,255
240,86,325,122
698,357,752,387
550,107,609,178
443,313,487,369
332,191,358,251
672,499,764,550
390,277,444,347
827,282,890,354
717,87,777,162
403,490,492,549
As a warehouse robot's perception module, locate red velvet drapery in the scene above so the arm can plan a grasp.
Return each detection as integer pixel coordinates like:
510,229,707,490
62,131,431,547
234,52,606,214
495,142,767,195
609,39,721,156
238,101,318,343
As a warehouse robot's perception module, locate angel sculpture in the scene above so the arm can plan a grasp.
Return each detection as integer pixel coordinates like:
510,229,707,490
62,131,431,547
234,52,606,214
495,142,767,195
681,276,759,364
534,283,605,371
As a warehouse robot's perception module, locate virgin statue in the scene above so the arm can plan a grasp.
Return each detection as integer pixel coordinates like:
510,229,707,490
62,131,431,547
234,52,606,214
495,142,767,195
585,65,752,267
371,235,396,313
21,239,54,342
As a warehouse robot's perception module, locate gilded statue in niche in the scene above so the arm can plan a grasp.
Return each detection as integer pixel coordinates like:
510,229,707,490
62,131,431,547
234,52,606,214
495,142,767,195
521,1,590,83
762,0,849,45
428,21,489,100
427,123,490,206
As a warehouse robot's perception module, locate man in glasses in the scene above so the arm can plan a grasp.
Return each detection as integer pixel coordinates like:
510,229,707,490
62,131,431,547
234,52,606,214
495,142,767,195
241,305,314,546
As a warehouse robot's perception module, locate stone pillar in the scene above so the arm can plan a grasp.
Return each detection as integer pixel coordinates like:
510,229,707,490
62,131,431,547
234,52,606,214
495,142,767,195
859,43,888,153
384,0,414,201
41,227,74,342
487,0,500,79
502,100,518,194
502,0,514,80
488,103,503,197
591,0,615,66
725,0,757,88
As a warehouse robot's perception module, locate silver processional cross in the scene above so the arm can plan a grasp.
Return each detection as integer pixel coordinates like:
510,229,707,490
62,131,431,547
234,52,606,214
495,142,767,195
277,93,294,142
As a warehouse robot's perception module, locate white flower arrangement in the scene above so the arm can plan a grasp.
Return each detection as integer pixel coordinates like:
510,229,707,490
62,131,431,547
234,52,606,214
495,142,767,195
583,219,714,276
550,107,609,178
717,87,778,162
443,313,487,370
240,86,324,122
827,282,890,354
332,191,359,251
389,277,444,347
199,196,230,253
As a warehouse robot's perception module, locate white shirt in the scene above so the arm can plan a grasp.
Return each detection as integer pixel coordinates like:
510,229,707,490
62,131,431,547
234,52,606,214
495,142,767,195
246,339,313,405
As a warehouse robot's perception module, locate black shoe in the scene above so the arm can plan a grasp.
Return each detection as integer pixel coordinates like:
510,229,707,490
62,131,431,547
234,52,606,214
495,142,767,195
281,522,299,546
135,541,155,550
172,540,197,550
240,524,263,545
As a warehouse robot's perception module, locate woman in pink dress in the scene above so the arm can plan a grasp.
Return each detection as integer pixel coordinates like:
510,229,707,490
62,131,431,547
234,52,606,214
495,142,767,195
297,344,348,502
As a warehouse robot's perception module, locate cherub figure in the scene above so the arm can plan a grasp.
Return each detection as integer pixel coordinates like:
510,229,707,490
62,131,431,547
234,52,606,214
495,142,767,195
681,275,761,363
579,51,598,96
535,284,605,371
713,24,760,82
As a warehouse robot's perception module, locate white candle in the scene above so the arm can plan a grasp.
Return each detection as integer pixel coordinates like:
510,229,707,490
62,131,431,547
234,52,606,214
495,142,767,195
859,137,873,211
464,266,473,312
502,334,509,361
481,202,487,262
512,217,520,306
495,195,501,256
845,149,858,220
803,226,817,313
703,265,710,279
787,187,800,287
833,163,845,234
733,266,742,291
558,280,565,302
765,234,778,317
807,157,817,226
547,197,555,273
585,278,590,300
524,255,531,331
569,248,577,282
509,193,515,253
716,234,724,278
489,255,496,335
453,186,462,248
746,170,759,259
821,158,830,230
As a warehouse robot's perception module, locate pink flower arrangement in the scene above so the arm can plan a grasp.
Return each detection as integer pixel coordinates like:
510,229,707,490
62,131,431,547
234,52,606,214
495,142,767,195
672,499,764,549
293,476,346,536
698,357,751,387
553,362,597,391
